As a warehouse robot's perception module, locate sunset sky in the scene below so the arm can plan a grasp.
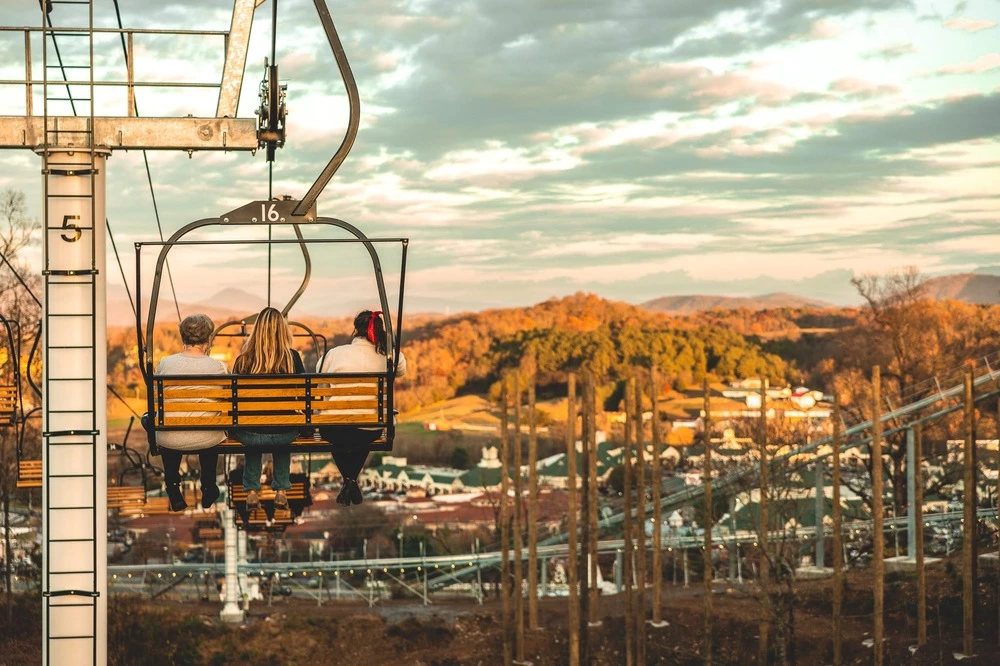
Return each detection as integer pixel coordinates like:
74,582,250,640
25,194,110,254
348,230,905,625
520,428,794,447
1,0,999,315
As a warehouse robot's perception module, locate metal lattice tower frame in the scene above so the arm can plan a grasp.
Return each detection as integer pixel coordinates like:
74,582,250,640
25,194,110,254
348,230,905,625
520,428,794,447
0,1,263,663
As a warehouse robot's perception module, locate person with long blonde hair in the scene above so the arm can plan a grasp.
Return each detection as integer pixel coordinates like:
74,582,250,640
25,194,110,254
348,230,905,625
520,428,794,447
231,307,305,509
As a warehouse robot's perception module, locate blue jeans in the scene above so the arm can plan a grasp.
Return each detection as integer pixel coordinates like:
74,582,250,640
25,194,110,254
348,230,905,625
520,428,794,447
234,430,296,492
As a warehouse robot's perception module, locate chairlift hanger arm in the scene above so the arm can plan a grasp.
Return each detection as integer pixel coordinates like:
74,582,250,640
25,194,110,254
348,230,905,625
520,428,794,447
280,223,312,317
290,0,360,217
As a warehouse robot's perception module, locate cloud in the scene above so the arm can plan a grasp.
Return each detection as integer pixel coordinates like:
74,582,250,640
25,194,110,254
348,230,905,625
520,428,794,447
829,77,901,99
867,42,917,60
938,53,1000,74
943,17,997,32
806,19,842,40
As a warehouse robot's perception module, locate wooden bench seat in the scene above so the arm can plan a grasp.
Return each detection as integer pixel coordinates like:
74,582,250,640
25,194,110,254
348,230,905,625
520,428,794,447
229,483,307,504
0,385,17,425
16,459,41,488
118,490,199,516
242,507,294,531
107,486,147,509
146,373,394,454
197,527,223,540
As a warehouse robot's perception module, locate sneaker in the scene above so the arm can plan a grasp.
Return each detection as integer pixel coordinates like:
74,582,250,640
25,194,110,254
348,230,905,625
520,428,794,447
166,485,187,512
200,483,220,509
245,490,260,510
274,490,288,509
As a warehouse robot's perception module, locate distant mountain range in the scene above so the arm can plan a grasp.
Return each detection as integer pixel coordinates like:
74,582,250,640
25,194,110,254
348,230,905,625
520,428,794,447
921,273,1000,304
640,292,834,313
106,273,1000,326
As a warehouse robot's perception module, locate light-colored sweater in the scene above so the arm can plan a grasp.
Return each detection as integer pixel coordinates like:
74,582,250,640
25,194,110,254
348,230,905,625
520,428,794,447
154,353,229,451
315,338,407,424
316,337,407,375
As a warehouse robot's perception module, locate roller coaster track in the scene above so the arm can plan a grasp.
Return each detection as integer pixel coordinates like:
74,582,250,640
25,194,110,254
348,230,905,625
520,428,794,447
106,507,997,588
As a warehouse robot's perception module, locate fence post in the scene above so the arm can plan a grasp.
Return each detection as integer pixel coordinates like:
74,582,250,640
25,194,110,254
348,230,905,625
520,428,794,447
528,377,539,631
624,378,635,666
962,368,974,657
758,378,770,664
915,424,926,648
565,373,580,666
587,375,600,627
500,374,512,666
832,394,843,666
635,377,647,665
872,366,884,666
579,373,592,664
703,375,713,666
651,368,666,627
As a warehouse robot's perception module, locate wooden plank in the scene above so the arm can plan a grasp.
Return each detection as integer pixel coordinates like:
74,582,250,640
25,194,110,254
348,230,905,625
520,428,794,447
310,414,380,424
161,389,235,399
311,399,379,410
159,377,231,386
160,402,230,412
162,416,233,426
310,386,378,397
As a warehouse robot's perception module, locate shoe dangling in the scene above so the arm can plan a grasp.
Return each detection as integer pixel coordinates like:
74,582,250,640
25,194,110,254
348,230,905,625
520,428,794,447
166,485,187,512
274,490,288,509
245,490,260,511
200,483,221,509
336,482,352,506
349,479,364,505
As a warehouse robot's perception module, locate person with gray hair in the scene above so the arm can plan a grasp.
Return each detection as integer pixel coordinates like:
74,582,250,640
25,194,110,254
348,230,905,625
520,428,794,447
155,313,228,511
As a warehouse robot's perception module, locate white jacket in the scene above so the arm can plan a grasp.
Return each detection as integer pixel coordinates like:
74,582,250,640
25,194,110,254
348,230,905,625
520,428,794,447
316,337,407,376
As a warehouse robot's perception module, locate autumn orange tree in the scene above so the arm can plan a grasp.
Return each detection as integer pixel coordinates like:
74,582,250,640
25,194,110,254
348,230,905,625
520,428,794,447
0,188,42,628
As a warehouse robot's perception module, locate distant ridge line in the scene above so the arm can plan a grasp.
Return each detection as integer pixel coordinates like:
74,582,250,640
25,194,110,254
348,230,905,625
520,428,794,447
641,292,834,313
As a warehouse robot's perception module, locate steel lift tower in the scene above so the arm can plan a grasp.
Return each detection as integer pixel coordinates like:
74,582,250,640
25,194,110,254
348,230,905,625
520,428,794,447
0,1,265,662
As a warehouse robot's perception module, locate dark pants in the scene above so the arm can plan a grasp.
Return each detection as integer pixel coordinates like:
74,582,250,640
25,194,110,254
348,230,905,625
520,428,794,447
161,449,219,489
319,427,381,481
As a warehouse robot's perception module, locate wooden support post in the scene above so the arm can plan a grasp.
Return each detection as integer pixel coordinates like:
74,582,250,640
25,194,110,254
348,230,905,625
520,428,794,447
528,377,539,631
500,374,512,666
513,374,525,663
832,394,843,666
565,374,580,666
703,375,713,666
915,424,926,648
579,373,592,664
651,368,664,627
962,368,974,657
872,366,884,666
758,378,770,665
587,375,600,626
635,378,647,665
624,378,635,666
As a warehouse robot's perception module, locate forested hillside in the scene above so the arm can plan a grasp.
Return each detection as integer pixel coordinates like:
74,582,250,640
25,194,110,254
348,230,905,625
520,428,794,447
107,284,1000,419
394,292,787,411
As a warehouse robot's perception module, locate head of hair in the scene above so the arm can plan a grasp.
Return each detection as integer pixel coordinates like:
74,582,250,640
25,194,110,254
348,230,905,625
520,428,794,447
233,307,294,374
178,314,215,346
353,310,387,355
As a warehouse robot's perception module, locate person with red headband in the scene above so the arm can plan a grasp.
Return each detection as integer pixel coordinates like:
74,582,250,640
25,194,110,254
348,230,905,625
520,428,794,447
316,309,408,505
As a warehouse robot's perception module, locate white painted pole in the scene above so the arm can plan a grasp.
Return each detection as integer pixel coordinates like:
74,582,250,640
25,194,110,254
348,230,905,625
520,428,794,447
40,149,108,666
238,530,249,610
219,507,243,623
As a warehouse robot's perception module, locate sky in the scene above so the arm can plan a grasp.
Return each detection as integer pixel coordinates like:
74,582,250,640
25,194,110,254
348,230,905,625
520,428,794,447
1,0,999,316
